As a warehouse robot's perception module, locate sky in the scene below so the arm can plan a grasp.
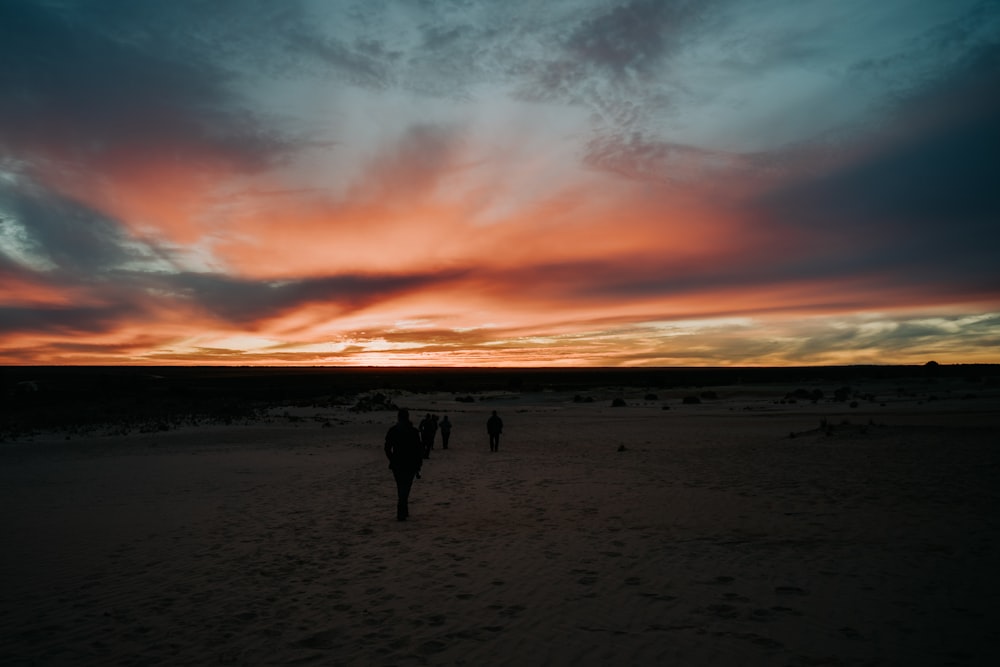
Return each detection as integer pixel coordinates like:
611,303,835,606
1,0,999,367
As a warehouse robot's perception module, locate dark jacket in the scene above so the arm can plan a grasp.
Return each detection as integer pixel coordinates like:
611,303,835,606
385,421,423,471
487,414,503,434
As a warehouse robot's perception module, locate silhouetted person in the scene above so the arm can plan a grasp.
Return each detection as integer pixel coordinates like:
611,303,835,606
487,410,503,452
419,413,435,458
385,408,423,521
440,415,452,449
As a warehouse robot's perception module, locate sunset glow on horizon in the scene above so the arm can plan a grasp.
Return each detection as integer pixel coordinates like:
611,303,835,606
2,1,999,366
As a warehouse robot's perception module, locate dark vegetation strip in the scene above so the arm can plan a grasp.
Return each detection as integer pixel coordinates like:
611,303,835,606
1,364,996,440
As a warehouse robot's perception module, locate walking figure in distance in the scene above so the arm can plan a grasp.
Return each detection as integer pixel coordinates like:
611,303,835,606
385,408,423,521
419,413,436,459
440,415,452,449
487,410,503,452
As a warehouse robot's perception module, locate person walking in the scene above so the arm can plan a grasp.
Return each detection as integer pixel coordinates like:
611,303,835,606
440,415,452,449
419,413,434,459
385,408,423,521
486,410,503,452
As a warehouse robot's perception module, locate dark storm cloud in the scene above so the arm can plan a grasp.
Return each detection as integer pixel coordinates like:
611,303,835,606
0,0,299,171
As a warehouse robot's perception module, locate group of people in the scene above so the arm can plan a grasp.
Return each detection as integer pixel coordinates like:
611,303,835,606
383,409,504,521
417,413,452,457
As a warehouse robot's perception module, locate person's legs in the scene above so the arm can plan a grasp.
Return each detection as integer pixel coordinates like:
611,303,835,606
394,470,414,520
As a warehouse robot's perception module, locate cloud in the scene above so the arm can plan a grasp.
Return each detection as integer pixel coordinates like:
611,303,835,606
512,1,702,117
358,122,468,200
0,260,470,344
1,164,473,338
288,28,395,89
565,0,703,74
0,303,138,336
2,0,998,366
783,313,1000,364
848,1,1000,95
152,269,470,325
0,0,300,176
582,132,752,189
0,175,171,275
748,40,1000,297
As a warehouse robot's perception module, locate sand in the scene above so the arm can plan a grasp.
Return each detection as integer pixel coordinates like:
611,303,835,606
2,378,999,665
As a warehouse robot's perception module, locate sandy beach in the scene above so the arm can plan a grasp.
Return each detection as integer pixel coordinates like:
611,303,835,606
2,372,999,665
